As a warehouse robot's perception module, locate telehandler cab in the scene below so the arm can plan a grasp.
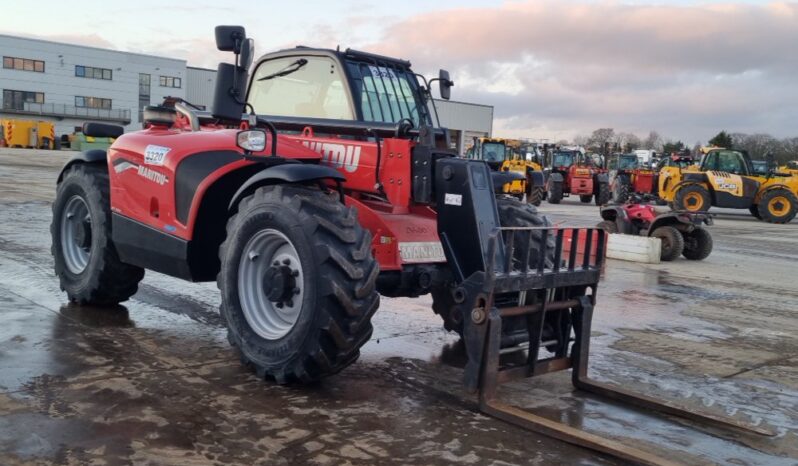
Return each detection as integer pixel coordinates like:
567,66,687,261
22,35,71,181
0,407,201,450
51,26,772,465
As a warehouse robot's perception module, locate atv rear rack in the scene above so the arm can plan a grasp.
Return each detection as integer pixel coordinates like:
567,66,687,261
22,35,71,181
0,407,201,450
468,226,773,466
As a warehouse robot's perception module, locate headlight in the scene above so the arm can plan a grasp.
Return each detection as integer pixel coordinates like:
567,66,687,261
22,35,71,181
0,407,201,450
236,129,267,153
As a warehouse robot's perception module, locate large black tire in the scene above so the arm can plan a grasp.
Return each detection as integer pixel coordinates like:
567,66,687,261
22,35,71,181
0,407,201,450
682,228,713,260
548,181,563,204
51,164,144,304
757,188,798,224
612,175,631,203
652,226,684,261
749,205,762,220
579,194,593,203
527,185,545,206
218,185,379,383
597,220,619,233
673,184,711,212
431,197,555,347
595,181,610,206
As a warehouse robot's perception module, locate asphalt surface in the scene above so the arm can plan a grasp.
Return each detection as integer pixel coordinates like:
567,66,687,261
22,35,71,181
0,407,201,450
0,148,796,465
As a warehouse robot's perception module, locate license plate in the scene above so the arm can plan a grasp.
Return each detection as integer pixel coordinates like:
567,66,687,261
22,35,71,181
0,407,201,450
398,241,447,263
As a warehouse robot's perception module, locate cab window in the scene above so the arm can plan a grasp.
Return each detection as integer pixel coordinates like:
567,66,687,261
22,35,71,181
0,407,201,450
709,150,747,175
248,56,354,120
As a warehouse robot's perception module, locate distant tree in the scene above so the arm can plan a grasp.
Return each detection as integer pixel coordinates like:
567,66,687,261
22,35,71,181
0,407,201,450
708,131,733,148
573,134,589,147
620,133,642,152
588,128,615,153
642,131,662,151
556,139,570,146
662,140,685,154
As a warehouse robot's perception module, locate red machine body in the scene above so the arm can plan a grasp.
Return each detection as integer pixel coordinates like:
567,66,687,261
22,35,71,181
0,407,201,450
108,119,442,277
565,165,595,195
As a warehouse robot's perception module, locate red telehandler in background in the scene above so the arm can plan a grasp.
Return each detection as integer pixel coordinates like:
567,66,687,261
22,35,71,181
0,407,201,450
547,148,610,205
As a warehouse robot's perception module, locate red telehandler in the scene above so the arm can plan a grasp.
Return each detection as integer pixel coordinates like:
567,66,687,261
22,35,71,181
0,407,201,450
546,148,610,205
50,26,771,465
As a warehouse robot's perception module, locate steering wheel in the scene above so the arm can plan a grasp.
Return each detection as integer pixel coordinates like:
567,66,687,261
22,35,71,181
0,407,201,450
395,118,415,138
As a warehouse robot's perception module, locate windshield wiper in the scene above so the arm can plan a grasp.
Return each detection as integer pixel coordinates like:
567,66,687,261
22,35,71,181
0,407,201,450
257,59,308,81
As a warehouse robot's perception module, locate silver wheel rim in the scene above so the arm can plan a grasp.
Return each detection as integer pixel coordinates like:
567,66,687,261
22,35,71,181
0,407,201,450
238,229,305,340
60,195,92,274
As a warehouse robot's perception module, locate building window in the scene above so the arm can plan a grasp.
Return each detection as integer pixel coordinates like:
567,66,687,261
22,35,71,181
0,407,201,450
159,75,182,88
3,56,45,73
75,65,112,80
75,96,112,109
2,89,44,110
138,73,151,122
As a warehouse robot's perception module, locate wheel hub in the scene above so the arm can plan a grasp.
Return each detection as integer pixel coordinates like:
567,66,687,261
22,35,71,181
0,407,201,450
263,260,299,307
238,229,305,340
75,218,92,250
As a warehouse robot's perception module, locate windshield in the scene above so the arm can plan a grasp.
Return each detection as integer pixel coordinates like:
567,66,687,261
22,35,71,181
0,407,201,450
345,60,429,127
482,142,506,162
619,156,638,170
553,151,575,167
752,161,767,174
248,56,354,120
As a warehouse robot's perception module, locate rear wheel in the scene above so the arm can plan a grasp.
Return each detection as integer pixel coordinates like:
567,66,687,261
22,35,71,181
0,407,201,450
579,194,593,203
652,226,684,261
757,188,798,224
527,185,545,206
674,184,711,212
548,181,563,204
595,181,610,206
597,220,618,233
682,228,712,260
51,164,144,304
612,176,631,203
218,185,379,383
432,197,555,347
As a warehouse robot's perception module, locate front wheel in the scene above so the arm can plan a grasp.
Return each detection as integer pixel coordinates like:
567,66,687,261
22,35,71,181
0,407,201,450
595,182,610,206
548,181,563,204
757,188,798,224
652,226,684,261
218,185,379,383
51,164,144,304
682,228,712,260
674,184,711,212
597,220,619,233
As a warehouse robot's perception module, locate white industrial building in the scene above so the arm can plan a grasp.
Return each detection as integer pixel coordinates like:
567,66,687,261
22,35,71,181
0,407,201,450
0,34,492,150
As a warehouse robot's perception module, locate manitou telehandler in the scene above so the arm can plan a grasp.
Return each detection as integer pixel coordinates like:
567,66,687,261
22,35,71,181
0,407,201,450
547,148,610,205
51,26,772,465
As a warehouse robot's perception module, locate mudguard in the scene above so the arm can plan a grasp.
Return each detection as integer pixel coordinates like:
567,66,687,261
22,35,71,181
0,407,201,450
57,149,107,182
526,170,545,187
229,163,346,209
595,172,609,184
490,171,524,193
600,206,634,234
549,172,564,184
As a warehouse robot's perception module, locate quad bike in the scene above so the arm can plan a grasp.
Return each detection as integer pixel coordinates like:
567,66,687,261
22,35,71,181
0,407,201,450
546,149,609,205
598,196,713,261
51,26,772,465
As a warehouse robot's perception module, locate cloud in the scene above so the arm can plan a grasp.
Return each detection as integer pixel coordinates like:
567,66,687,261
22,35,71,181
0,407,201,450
363,1,798,141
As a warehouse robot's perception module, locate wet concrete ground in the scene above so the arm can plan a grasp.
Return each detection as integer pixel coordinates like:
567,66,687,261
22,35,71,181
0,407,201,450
0,148,796,465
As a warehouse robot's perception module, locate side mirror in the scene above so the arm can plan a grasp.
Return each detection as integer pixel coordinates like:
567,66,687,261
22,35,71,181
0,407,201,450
240,38,255,72
438,69,453,100
215,25,246,52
